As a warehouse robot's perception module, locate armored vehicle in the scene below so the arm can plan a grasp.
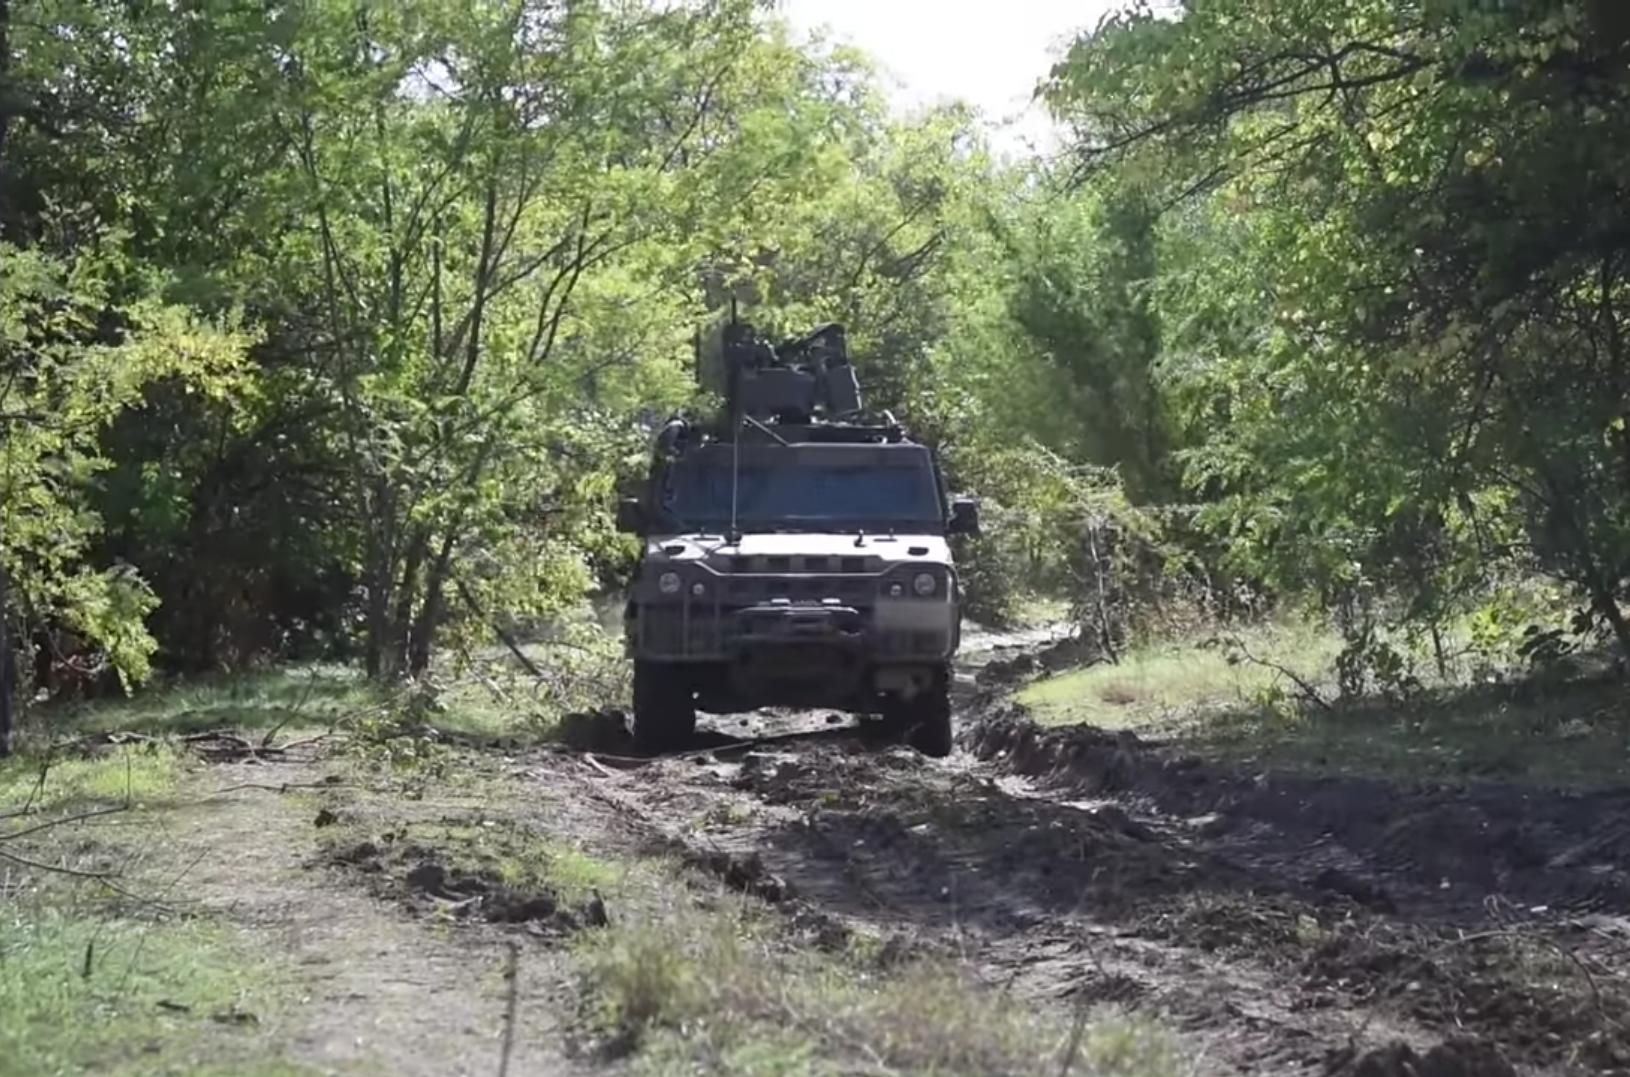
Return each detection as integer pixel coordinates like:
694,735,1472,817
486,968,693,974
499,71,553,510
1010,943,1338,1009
614,311,980,757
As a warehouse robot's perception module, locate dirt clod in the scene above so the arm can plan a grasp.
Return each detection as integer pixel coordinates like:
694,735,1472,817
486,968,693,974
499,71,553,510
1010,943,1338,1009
1334,1038,1517,1077
556,708,634,754
322,834,605,935
691,848,793,903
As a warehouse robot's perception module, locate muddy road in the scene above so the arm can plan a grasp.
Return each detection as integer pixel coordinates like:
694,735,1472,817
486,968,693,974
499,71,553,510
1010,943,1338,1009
533,629,1630,1077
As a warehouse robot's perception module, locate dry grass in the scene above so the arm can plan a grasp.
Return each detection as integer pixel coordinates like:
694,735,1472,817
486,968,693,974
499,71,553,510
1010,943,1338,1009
576,882,1179,1077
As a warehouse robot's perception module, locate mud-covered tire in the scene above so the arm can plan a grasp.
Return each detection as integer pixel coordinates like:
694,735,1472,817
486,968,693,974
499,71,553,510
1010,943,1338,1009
631,660,697,755
884,673,953,759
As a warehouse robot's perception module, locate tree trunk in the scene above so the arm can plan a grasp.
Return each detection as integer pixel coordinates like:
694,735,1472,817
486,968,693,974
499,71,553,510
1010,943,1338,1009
407,531,458,676
0,557,14,758
0,0,12,180
389,528,428,676
363,539,391,680
362,475,402,680
1587,580,1630,677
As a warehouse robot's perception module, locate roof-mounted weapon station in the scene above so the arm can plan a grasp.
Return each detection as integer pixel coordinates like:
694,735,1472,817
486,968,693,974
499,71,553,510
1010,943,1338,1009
673,304,905,451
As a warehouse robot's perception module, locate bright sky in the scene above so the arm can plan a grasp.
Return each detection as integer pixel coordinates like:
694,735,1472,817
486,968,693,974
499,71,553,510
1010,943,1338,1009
774,1,1123,157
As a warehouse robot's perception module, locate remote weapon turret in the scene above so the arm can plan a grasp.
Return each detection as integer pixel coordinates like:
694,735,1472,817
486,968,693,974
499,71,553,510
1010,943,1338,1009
687,302,901,445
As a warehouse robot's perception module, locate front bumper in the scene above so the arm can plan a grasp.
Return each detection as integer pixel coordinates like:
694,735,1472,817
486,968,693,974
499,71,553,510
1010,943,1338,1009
626,597,958,664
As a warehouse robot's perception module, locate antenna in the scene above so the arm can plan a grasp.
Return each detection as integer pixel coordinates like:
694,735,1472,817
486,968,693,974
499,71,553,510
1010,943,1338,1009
727,294,743,544
727,417,742,545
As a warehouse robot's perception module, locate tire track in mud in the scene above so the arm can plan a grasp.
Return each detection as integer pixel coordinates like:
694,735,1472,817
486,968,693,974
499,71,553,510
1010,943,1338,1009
557,740,1433,1076
547,633,1630,1076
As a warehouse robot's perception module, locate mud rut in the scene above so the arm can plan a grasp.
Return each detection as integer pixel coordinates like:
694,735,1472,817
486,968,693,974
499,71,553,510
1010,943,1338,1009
536,629,1630,1077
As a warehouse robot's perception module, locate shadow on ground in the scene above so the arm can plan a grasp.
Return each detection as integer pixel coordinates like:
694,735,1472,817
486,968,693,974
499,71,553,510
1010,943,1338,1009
964,700,1630,921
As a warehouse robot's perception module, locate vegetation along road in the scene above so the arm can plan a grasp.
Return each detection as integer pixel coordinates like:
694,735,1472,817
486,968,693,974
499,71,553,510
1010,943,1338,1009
5,2,1630,1076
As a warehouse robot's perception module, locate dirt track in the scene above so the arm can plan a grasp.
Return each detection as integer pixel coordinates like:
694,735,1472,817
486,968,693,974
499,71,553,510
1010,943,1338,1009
512,632,1630,1077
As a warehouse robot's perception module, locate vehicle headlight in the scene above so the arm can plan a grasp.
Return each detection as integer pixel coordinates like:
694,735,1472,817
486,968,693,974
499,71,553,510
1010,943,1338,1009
658,571,681,595
912,572,936,596
887,582,905,597
690,581,706,596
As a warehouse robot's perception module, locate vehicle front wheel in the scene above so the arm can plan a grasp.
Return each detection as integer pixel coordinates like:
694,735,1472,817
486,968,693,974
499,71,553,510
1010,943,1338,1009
631,660,697,756
882,672,953,759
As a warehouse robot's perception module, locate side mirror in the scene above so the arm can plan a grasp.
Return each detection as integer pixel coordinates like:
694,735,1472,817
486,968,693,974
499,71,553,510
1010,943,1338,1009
947,497,980,537
614,497,646,535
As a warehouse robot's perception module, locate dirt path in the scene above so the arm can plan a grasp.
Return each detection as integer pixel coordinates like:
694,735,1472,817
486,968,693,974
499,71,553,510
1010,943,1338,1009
510,656,1630,1077
150,624,1630,1076
163,760,587,1077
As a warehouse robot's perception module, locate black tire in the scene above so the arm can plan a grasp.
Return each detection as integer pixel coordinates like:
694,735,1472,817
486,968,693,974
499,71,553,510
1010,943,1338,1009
883,670,953,759
631,660,697,755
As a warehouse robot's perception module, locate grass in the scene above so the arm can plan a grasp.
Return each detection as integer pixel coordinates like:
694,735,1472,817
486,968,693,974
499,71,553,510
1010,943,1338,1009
1010,593,1073,628
401,630,631,743
0,900,312,1077
1016,618,1630,788
13,663,384,747
1,696,320,1077
1187,677,1630,788
1017,619,1341,732
576,877,1179,1077
367,816,627,900
0,742,186,814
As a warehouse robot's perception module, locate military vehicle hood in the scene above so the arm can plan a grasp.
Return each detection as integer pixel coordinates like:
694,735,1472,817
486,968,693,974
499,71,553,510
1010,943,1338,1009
645,531,952,567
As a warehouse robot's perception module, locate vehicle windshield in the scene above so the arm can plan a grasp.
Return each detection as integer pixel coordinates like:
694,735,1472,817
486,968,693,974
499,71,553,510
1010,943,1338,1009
656,458,944,532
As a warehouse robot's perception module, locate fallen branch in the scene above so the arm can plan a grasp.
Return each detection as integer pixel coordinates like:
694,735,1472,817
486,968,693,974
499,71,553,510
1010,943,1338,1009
0,846,119,879
179,729,338,762
1220,632,1333,711
456,576,547,680
1,803,129,843
203,778,349,797
497,941,521,1077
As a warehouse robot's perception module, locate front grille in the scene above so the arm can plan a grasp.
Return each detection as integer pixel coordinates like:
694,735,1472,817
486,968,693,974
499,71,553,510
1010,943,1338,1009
725,554,881,574
723,575,875,603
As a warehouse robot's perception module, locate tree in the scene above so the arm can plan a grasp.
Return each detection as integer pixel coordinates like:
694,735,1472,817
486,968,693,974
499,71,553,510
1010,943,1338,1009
1045,0,1630,664
0,231,252,707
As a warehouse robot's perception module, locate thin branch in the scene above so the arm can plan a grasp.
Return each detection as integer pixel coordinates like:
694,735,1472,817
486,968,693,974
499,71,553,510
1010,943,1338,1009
0,847,117,879
1,803,128,843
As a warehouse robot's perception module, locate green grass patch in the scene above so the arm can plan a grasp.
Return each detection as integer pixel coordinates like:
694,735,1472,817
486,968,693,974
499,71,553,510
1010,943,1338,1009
1,736,316,1077
1184,677,1630,788
576,879,1179,1077
1017,619,1341,732
1010,594,1072,627
1016,619,1630,788
1,744,186,814
396,817,625,900
420,635,630,742
0,900,313,1077
16,664,384,748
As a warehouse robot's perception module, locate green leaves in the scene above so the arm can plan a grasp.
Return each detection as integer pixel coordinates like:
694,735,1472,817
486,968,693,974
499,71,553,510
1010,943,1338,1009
1,239,254,689
1041,0,1630,656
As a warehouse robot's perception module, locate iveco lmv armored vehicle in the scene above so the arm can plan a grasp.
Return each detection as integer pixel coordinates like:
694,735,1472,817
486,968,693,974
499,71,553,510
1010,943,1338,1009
613,312,980,757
